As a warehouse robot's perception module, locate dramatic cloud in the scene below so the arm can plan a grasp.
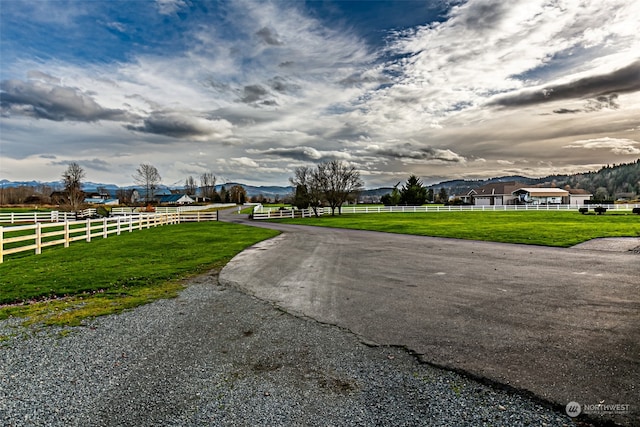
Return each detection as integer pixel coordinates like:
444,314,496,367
126,112,234,141
0,78,132,122
247,147,353,162
372,143,466,163
256,26,284,46
488,60,640,108
237,85,272,105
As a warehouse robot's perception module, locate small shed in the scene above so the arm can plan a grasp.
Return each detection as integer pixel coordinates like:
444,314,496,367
565,188,592,205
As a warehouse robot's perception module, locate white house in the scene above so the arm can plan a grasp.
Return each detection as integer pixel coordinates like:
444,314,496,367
157,194,195,205
512,188,568,204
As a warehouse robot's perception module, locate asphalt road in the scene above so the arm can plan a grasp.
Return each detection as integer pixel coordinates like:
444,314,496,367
219,209,640,425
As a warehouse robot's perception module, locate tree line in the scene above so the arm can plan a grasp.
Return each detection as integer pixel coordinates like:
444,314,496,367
559,159,640,202
0,162,249,210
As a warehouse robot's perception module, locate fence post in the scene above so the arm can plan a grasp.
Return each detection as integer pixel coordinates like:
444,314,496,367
36,223,42,255
64,221,70,247
103,218,108,239
0,226,3,263
86,218,92,242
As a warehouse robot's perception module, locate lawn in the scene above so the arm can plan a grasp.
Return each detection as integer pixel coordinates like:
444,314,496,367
271,210,640,247
0,222,279,326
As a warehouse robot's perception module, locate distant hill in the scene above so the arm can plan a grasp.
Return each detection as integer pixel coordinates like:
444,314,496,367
423,159,639,202
216,182,294,199
425,176,540,196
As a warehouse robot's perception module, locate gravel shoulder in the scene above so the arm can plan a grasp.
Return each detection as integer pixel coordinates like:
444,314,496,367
0,272,577,427
570,237,640,252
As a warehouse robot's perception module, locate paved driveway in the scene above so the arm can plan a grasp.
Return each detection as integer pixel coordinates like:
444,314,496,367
219,210,639,424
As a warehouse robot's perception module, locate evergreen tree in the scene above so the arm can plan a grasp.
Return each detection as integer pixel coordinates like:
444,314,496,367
399,175,427,205
380,182,401,206
438,187,448,203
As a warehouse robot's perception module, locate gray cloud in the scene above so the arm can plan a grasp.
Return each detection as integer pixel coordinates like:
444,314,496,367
247,146,352,162
374,143,466,163
50,158,111,172
256,26,283,46
268,76,300,94
489,60,640,108
451,1,508,33
126,112,232,140
553,108,583,114
0,79,132,122
338,72,390,87
237,84,270,104
585,94,620,111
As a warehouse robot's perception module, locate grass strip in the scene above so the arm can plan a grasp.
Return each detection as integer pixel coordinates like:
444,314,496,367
272,210,640,247
0,222,278,326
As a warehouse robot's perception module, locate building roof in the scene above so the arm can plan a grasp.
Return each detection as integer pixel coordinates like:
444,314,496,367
468,181,526,196
157,194,194,203
84,197,119,205
512,188,569,197
567,188,592,195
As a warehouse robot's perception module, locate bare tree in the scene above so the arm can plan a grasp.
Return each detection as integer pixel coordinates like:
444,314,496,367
200,172,217,201
62,162,86,211
228,185,247,204
321,160,363,215
290,161,361,216
133,163,161,204
290,165,323,216
184,176,198,196
115,188,129,204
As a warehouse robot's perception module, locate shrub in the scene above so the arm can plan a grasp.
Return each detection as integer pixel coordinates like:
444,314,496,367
594,206,607,215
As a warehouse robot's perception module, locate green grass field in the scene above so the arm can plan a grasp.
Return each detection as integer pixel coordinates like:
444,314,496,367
272,210,640,247
2,209,638,329
0,222,278,327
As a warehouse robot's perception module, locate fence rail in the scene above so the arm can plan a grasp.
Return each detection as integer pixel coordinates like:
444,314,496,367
252,203,640,220
0,209,98,224
0,212,218,263
0,204,236,225
111,203,237,215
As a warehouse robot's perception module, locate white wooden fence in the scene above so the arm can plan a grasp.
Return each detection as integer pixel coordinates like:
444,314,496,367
0,212,218,263
252,203,640,219
0,204,236,224
0,209,98,224
111,203,236,215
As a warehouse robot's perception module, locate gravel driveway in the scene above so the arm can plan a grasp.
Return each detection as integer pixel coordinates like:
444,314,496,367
1,272,576,426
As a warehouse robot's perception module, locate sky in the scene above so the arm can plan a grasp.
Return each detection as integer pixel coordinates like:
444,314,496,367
1,0,639,188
